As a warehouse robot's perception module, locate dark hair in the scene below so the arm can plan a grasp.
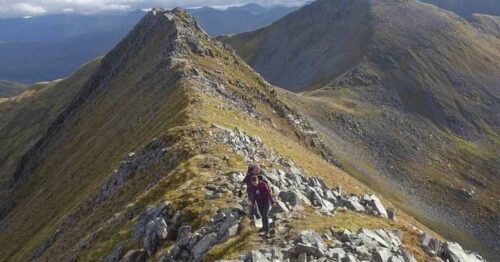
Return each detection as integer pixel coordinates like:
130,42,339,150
247,164,260,173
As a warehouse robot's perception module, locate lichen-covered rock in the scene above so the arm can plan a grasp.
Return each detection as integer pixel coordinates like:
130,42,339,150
144,217,168,255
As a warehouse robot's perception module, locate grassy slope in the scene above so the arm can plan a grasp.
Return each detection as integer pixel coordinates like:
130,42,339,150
469,13,500,37
0,59,101,187
223,0,499,259
77,29,437,261
0,9,440,262
0,12,193,260
0,80,27,98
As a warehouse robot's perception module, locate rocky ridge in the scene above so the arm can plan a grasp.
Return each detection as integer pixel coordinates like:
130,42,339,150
108,125,486,262
0,6,491,262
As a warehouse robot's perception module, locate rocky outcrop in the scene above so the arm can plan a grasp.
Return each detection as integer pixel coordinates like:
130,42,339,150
99,124,487,262
99,139,172,203
420,233,486,262
159,208,244,261
227,227,415,262
212,124,390,218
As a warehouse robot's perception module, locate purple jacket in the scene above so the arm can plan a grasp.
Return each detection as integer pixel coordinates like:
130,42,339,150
249,181,275,206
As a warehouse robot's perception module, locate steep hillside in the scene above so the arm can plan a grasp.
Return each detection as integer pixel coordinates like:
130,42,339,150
223,0,500,259
0,59,101,188
0,7,485,262
0,80,27,98
469,13,500,37
221,0,372,91
420,0,500,17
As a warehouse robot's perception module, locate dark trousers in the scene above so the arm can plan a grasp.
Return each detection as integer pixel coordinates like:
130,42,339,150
257,201,271,233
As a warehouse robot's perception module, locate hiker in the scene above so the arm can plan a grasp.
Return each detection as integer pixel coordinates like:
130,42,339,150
248,174,276,236
241,164,266,219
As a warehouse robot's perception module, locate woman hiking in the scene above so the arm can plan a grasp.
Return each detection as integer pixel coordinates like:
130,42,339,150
248,174,276,236
241,164,267,219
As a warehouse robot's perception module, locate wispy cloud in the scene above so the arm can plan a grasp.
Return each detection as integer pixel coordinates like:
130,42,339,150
0,0,309,18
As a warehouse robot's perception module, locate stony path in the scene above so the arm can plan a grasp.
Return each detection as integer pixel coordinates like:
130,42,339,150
116,125,487,262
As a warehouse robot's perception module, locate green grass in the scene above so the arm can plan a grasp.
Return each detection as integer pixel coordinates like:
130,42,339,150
0,80,27,97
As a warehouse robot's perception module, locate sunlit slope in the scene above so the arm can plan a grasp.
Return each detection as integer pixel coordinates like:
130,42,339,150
0,8,449,262
223,0,500,259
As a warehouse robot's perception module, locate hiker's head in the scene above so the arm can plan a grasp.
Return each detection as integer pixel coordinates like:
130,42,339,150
250,175,260,186
248,164,261,175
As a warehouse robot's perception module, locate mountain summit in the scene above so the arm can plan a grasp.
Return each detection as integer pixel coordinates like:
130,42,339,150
0,8,338,261
223,0,499,259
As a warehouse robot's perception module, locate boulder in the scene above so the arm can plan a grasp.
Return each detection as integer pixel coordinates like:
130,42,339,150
307,187,324,206
369,195,388,218
342,253,359,262
133,202,170,239
218,213,238,237
144,217,168,255
295,230,328,257
119,249,147,262
401,251,417,262
442,242,481,262
320,199,335,212
192,233,217,261
374,229,398,248
295,243,325,258
342,198,365,212
248,250,269,262
324,190,337,202
373,249,392,262
354,246,371,260
420,233,432,248
329,247,346,259
338,229,352,242
271,200,290,214
358,228,391,248
279,190,301,207
176,225,192,247
228,172,245,183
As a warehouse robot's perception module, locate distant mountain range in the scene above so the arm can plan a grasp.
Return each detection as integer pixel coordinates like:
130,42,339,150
0,4,299,84
1,2,498,85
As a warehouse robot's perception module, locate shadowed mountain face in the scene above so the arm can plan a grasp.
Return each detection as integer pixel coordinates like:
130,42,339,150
223,0,500,259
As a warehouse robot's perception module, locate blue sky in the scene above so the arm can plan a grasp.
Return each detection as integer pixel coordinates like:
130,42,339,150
0,0,309,18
